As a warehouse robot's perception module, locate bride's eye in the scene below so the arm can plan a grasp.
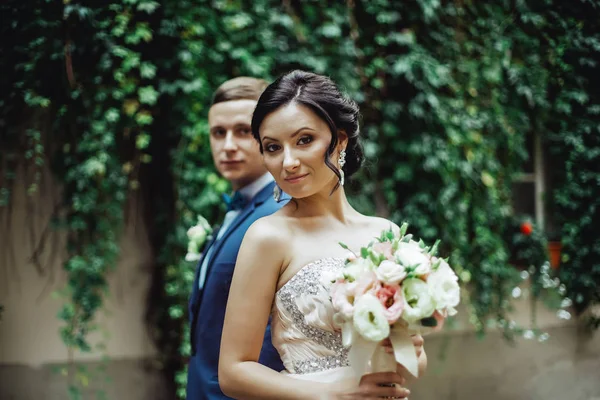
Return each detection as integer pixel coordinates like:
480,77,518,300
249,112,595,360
297,135,313,146
265,143,280,153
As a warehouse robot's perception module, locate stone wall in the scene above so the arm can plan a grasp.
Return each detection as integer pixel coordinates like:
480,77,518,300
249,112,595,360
411,322,600,400
0,166,164,399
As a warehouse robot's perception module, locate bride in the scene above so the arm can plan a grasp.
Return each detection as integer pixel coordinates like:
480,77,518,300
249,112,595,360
219,70,426,399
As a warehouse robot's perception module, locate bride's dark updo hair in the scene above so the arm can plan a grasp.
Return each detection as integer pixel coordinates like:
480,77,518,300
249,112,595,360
251,70,364,185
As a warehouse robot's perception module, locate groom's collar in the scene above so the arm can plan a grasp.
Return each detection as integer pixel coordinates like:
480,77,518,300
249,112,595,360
238,173,273,202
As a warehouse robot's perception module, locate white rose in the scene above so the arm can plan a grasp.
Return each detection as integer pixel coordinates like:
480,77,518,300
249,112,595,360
343,258,374,282
187,225,207,244
197,215,211,230
395,242,431,275
353,293,390,342
185,217,212,263
428,261,460,315
375,260,407,284
187,240,199,255
402,278,436,323
332,281,358,320
185,252,201,262
185,233,203,261
432,257,458,281
320,269,339,289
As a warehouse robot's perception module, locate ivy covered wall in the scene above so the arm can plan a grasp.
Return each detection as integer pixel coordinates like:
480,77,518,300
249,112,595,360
1,0,598,398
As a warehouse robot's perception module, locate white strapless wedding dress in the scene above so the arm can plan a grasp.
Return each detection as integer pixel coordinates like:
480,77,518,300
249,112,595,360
271,258,358,386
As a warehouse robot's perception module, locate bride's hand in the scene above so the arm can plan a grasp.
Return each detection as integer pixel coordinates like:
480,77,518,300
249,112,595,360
324,372,410,399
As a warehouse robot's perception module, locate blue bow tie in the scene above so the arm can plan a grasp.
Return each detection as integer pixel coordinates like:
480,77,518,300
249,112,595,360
222,191,247,212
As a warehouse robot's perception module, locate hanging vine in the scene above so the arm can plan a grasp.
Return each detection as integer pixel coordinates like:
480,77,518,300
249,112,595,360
2,0,161,396
1,1,598,399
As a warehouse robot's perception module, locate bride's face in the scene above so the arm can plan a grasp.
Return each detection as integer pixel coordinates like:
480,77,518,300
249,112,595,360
259,103,345,199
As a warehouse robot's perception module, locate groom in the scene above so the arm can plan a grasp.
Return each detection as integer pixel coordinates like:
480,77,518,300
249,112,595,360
187,77,286,399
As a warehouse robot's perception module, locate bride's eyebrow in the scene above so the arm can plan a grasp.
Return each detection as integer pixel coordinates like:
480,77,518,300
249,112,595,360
290,127,316,138
262,127,316,142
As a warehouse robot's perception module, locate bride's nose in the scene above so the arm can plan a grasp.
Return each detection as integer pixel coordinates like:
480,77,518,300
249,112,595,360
282,147,300,171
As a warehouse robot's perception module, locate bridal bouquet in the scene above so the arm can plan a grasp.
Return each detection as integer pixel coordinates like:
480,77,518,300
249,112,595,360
329,223,460,378
185,215,213,262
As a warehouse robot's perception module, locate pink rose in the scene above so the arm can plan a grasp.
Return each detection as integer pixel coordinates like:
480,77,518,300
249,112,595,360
375,283,405,324
372,241,394,260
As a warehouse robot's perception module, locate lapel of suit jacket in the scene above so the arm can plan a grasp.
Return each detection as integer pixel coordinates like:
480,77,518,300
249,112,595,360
203,181,276,273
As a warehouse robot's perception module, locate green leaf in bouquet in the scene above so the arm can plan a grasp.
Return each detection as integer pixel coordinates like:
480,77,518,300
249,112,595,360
339,242,349,250
376,253,387,265
360,247,369,259
418,239,426,249
369,253,382,266
421,316,438,327
401,234,413,243
400,222,409,237
429,239,441,256
432,258,442,271
385,228,395,242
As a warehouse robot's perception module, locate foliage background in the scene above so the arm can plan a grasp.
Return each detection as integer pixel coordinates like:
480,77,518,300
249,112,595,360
1,0,598,398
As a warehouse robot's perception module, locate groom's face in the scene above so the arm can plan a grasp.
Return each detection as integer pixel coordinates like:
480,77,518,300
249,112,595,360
208,99,267,191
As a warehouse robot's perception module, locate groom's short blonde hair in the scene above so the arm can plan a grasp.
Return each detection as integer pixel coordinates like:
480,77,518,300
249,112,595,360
211,77,269,105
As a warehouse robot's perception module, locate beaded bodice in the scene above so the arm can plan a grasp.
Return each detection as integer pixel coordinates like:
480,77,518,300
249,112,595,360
272,258,350,375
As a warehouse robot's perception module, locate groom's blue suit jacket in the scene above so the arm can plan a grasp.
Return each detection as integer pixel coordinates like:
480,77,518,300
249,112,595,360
187,181,286,399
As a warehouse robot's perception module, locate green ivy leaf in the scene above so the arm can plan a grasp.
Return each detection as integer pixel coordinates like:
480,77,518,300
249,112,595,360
140,62,157,79
136,133,151,150
138,86,158,105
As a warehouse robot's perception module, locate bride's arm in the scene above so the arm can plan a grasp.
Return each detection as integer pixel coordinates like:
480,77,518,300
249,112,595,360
218,219,326,399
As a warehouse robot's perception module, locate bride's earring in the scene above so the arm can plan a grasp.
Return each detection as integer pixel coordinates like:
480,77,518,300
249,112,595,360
273,184,281,202
338,149,346,186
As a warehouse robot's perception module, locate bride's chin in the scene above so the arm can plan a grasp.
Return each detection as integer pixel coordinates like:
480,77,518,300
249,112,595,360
285,190,310,200
287,186,335,201
282,185,315,200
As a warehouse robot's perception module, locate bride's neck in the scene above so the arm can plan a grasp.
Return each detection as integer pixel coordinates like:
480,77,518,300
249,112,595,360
292,184,353,222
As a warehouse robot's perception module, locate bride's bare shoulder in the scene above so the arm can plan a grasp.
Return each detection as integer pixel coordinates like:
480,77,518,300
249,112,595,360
243,214,293,248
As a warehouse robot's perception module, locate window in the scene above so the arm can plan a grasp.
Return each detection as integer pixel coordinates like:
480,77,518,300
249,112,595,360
512,132,547,229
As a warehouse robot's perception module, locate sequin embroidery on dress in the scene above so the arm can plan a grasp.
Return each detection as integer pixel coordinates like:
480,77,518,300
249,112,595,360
271,258,350,375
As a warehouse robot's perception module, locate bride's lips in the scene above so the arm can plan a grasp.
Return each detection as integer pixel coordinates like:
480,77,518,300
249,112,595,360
284,173,308,184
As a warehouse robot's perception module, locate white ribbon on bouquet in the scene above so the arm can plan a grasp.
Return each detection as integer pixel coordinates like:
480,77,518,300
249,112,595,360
342,322,422,379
